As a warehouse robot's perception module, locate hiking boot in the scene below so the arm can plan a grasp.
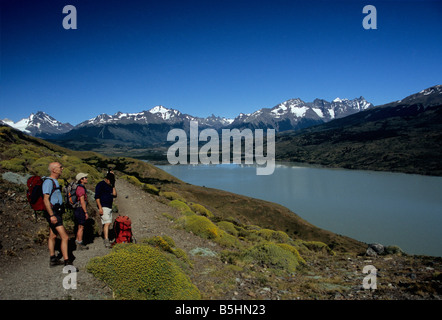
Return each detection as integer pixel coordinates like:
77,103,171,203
76,241,89,251
49,255,63,267
64,259,79,272
104,238,111,248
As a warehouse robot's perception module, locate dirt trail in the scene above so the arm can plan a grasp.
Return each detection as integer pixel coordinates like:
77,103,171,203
0,178,221,300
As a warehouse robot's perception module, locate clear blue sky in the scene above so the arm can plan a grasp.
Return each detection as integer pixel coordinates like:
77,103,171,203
1,0,441,125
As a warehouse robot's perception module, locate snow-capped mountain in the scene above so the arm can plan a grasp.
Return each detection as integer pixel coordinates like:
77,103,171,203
77,106,233,129
228,96,373,131
1,111,73,137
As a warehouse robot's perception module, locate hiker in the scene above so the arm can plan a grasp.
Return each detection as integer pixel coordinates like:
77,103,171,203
95,170,117,248
74,173,89,250
43,162,72,267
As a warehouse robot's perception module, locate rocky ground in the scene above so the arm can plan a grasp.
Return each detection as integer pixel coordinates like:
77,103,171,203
0,176,441,301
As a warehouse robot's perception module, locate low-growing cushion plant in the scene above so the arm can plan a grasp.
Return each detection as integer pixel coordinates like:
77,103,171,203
86,243,201,300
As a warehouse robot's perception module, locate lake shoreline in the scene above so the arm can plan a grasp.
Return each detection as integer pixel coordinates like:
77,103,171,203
156,162,442,257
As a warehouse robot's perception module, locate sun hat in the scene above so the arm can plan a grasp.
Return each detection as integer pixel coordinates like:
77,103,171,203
76,173,89,182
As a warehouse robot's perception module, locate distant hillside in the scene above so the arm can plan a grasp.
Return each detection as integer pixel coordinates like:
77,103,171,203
276,85,442,176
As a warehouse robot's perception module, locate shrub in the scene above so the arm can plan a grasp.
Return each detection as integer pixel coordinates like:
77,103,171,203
168,200,191,213
189,203,213,218
257,229,291,243
177,215,219,239
276,243,306,265
0,158,26,172
121,174,143,187
143,184,159,195
242,243,304,273
217,221,239,237
160,191,186,202
86,243,201,300
144,235,175,253
385,245,404,255
300,241,335,256
177,215,241,249
143,236,193,267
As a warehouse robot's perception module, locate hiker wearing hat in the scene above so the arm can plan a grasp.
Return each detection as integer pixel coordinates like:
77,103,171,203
95,170,117,248
74,172,89,250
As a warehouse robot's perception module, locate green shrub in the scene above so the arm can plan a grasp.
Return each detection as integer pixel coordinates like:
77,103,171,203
189,203,213,218
144,235,175,253
86,243,201,300
300,240,335,256
276,243,306,265
143,236,193,268
242,243,304,273
385,245,404,255
143,184,159,195
217,221,239,237
121,174,143,187
257,229,291,243
177,215,241,249
168,200,191,213
160,191,186,202
0,158,26,172
177,215,219,239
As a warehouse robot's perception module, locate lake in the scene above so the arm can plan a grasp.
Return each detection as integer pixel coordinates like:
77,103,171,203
157,163,442,257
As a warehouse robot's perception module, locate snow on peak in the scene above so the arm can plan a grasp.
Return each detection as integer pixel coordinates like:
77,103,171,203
333,97,342,103
149,105,180,120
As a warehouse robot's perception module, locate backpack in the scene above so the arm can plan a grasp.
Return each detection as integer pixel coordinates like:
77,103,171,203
113,216,133,244
26,176,57,212
65,181,82,209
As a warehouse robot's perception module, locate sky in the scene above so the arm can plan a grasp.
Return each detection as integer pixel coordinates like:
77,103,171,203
0,0,441,125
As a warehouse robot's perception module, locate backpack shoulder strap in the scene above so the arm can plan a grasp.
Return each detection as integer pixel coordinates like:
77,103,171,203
42,177,58,200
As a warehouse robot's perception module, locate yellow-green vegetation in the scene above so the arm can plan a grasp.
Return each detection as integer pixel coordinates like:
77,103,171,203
243,243,304,273
120,174,144,187
143,183,159,195
189,202,213,218
86,243,201,300
160,191,186,202
143,235,193,268
120,174,160,195
0,131,102,185
176,214,242,249
168,200,191,213
294,240,336,256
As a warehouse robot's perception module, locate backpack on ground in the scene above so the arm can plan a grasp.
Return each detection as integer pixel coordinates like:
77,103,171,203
65,181,81,209
26,176,56,212
113,215,134,244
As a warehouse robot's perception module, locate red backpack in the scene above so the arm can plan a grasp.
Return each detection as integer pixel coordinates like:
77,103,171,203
26,176,57,212
113,216,133,244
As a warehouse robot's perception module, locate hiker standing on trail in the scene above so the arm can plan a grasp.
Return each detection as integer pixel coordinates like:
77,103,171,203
43,162,73,267
95,171,117,248
74,173,89,250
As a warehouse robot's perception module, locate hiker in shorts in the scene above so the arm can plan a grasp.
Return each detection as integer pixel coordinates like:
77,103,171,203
43,162,73,267
95,171,117,248
74,173,89,250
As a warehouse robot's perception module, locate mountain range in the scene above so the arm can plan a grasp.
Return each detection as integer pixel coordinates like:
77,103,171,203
275,85,442,176
2,85,441,175
1,95,373,143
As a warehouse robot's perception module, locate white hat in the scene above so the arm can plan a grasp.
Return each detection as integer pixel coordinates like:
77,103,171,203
76,173,88,182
